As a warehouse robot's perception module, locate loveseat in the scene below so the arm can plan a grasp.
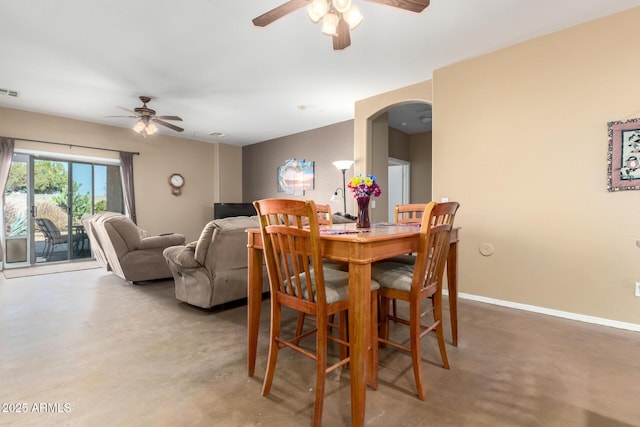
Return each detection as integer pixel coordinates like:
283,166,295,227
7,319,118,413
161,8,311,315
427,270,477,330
163,216,268,309
83,212,185,282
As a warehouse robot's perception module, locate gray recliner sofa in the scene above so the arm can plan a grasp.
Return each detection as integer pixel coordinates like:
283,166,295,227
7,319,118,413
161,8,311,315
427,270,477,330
83,212,185,282
163,216,268,309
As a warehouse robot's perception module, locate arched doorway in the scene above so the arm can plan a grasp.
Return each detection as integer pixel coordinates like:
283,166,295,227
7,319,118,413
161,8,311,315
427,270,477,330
355,100,432,221
352,80,433,222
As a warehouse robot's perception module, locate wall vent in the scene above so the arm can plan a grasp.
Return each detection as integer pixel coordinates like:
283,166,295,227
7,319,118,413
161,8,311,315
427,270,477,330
0,88,19,97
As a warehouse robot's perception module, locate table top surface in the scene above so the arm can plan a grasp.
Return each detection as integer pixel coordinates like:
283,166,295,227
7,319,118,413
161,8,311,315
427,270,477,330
247,223,459,243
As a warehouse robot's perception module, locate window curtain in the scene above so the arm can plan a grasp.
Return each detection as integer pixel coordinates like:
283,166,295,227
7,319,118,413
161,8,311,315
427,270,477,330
0,138,16,262
119,151,137,224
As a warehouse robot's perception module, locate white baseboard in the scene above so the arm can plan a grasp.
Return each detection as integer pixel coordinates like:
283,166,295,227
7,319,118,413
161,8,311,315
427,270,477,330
442,290,640,333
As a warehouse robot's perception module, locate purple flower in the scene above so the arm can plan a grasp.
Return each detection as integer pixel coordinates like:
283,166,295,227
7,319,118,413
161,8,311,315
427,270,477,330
347,174,382,198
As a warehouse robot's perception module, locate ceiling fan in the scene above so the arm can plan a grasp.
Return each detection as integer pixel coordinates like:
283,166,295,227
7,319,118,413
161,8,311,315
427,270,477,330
110,96,184,137
252,0,430,50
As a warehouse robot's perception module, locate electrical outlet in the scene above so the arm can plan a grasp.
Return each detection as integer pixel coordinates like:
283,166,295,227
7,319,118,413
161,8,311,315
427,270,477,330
636,282,640,297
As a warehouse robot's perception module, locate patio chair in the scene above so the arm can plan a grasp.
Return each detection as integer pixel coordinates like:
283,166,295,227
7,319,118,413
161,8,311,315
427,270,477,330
35,217,70,260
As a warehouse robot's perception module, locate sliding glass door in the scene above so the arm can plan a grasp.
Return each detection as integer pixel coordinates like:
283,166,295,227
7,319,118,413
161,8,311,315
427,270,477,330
3,153,124,268
33,158,72,263
3,154,30,265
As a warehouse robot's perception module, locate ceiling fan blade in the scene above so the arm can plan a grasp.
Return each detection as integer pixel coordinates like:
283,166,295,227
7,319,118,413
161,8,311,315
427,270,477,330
152,118,184,132
105,115,138,118
252,0,309,27
333,19,351,50
154,115,183,121
365,0,430,13
117,106,139,114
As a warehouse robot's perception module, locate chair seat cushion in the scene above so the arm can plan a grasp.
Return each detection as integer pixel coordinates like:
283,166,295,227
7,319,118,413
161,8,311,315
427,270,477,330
293,267,380,304
371,262,415,292
385,254,416,265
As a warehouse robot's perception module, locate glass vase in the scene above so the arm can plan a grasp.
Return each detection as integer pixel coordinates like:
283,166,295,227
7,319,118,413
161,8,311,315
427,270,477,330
356,196,370,228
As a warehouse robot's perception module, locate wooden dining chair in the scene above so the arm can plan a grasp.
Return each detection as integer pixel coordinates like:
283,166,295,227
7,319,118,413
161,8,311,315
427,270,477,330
395,203,429,225
372,201,460,400
254,198,379,427
315,203,333,226
296,202,347,334
389,203,429,316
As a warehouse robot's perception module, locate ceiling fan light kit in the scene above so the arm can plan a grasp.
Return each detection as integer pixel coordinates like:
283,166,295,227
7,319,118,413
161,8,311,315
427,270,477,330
307,0,329,22
311,0,362,39
343,4,363,30
253,0,429,51
133,118,158,138
109,96,184,138
333,0,352,13
321,11,340,36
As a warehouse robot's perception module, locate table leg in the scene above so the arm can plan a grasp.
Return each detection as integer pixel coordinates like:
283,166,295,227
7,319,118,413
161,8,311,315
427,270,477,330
247,244,263,377
349,261,370,427
447,241,458,346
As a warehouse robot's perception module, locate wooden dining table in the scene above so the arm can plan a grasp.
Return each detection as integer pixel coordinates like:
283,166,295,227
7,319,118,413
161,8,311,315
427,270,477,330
246,223,460,427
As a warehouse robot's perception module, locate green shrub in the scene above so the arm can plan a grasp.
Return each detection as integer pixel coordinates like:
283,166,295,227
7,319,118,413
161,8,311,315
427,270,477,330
9,214,27,237
4,203,27,236
51,182,91,224
95,200,107,213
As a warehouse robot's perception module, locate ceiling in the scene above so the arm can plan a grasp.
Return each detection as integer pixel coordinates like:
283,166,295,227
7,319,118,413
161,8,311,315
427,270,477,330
1,0,639,146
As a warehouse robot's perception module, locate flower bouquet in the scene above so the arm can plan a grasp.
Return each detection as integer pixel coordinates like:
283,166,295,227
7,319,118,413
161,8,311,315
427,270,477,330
347,174,381,228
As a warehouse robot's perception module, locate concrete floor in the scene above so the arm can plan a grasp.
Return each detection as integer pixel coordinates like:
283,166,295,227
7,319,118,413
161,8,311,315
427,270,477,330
1,268,639,427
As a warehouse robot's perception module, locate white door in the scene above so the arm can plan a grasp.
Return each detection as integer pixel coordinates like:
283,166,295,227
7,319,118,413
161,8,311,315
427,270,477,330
388,158,410,221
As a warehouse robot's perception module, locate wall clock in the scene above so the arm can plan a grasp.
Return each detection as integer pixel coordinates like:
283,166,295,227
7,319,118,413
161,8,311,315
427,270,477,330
169,173,184,196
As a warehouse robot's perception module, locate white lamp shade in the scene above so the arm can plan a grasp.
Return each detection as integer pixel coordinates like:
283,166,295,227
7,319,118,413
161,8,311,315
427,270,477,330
307,0,328,23
330,193,340,202
133,120,146,133
343,4,363,30
333,160,354,171
333,0,352,13
321,12,339,36
146,123,158,135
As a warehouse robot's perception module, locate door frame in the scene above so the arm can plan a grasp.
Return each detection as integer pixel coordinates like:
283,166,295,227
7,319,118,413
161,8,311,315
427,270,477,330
388,157,410,221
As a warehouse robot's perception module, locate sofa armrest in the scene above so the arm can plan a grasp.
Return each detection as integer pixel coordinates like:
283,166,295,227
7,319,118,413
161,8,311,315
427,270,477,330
138,233,186,250
163,244,201,269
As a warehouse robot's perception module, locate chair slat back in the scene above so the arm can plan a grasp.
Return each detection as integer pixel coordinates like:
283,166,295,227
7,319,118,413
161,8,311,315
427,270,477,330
413,202,460,294
254,199,325,307
395,203,430,224
315,204,333,226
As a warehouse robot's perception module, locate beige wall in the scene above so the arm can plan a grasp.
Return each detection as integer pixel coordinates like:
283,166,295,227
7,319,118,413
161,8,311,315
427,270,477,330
409,131,432,203
388,128,433,204
242,120,355,215
0,107,240,243
215,142,243,203
371,114,389,221
388,128,410,161
355,8,640,325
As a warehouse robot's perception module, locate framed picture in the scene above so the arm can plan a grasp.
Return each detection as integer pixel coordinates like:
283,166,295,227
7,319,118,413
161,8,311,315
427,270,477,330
607,118,640,191
277,158,314,196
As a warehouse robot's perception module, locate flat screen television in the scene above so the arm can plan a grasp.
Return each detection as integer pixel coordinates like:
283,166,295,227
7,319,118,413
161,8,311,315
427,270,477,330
213,202,257,219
